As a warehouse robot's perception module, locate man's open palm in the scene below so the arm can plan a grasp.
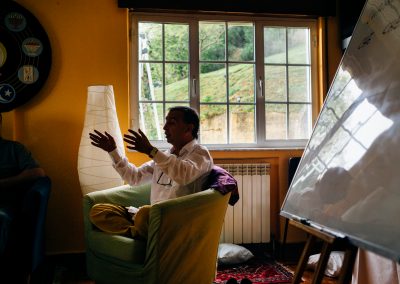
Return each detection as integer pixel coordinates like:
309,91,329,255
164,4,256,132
89,130,117,152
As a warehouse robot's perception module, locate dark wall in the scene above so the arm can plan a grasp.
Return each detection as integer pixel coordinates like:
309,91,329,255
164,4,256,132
118,0,336,16
338,0,366,48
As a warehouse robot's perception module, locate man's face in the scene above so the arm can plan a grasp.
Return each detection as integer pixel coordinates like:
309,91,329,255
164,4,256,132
163,110,191,145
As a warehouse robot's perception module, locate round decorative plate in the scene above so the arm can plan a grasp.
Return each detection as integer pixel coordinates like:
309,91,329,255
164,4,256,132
0,1,52,112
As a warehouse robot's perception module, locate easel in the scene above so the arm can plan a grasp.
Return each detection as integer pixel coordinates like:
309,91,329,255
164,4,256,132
289,220,358,284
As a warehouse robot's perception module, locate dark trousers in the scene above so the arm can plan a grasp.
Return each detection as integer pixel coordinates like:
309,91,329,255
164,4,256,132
0,204,29,283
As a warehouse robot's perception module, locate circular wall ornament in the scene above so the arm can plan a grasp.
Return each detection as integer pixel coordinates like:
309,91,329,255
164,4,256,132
0,1,52,112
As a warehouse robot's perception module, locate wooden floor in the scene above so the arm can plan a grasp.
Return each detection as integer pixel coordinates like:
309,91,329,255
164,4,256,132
35,247,340,284
48,264,338,284
49,271,338,284
30,240,346,284
49,266,338,284
280,240,344,284
285,264,338,284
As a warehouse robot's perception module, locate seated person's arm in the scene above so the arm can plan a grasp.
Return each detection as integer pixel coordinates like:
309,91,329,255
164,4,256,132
0,167,45,190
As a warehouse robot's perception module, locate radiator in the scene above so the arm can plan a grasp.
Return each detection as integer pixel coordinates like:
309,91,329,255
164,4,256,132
217,163,271,244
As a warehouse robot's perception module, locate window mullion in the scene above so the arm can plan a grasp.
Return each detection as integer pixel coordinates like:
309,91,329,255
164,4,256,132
189,20,199,111
130,16,140,132
162,24,166,123
225,21,230,144
255,22,266,144
285,27,290,140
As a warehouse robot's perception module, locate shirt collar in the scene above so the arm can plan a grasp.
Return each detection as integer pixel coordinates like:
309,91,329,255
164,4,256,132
170,139,197,157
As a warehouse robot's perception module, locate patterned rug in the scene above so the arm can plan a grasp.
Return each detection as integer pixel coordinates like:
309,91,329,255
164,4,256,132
213,257,293,284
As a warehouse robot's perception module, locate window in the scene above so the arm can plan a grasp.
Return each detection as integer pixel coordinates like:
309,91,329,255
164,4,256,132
130,14,318,148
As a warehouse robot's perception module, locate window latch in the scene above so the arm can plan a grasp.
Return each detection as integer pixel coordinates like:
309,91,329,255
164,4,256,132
192,77,197,97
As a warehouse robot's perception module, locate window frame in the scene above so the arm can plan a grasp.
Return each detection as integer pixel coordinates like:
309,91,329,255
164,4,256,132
129,12,319,150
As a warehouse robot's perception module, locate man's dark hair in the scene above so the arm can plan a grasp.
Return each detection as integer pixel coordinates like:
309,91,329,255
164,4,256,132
169,106,200,139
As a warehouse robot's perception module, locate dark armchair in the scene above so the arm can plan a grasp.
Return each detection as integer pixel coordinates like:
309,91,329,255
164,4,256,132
0,176,51,280
23,176,52,272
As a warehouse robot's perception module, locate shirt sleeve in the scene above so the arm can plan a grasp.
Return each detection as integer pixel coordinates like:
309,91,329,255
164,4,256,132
153,144,213,186
108,148,154,186
14,142,39,170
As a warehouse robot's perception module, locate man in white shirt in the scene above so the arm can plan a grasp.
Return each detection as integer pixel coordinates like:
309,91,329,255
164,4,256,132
88,106,213,238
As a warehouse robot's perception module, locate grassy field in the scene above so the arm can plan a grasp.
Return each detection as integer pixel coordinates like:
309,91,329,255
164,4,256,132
140,46,310,140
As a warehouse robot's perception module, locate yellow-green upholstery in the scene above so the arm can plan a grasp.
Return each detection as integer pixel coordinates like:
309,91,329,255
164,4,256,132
83,183,230,284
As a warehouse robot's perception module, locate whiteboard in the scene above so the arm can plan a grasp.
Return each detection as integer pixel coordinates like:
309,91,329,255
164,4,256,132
281,0,400,262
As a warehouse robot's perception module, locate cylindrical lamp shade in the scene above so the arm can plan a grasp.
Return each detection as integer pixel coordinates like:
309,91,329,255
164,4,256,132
78,85,125,195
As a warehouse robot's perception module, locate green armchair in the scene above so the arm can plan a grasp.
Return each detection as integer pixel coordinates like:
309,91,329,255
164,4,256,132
83,183,230,284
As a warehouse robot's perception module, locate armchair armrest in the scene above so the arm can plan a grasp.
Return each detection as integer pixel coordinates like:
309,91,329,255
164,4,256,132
145,189,231,284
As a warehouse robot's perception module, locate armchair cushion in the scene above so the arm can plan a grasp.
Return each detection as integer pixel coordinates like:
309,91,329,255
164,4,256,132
89,231,146,263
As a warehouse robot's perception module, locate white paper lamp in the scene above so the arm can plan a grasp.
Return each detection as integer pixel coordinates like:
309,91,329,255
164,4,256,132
77,85,125,195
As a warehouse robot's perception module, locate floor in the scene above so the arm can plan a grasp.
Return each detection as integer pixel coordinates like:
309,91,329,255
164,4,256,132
285,264,338,284
29,254,93,284
30,244,339,284
280,242,339,284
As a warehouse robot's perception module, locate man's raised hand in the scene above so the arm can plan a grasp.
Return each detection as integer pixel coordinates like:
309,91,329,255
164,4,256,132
123,129,153,155
89,130,117,152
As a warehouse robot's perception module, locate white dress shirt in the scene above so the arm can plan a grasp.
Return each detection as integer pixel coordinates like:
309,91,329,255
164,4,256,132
108,139,213,204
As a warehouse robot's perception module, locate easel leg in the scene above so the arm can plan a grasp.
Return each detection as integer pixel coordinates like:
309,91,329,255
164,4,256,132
292,235,317,284
312,241,333,284
338,245,358,284
281,218,289,260
288,220,354,284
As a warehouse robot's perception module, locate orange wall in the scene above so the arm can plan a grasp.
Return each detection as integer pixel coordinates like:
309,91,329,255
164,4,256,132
3,1,342,253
